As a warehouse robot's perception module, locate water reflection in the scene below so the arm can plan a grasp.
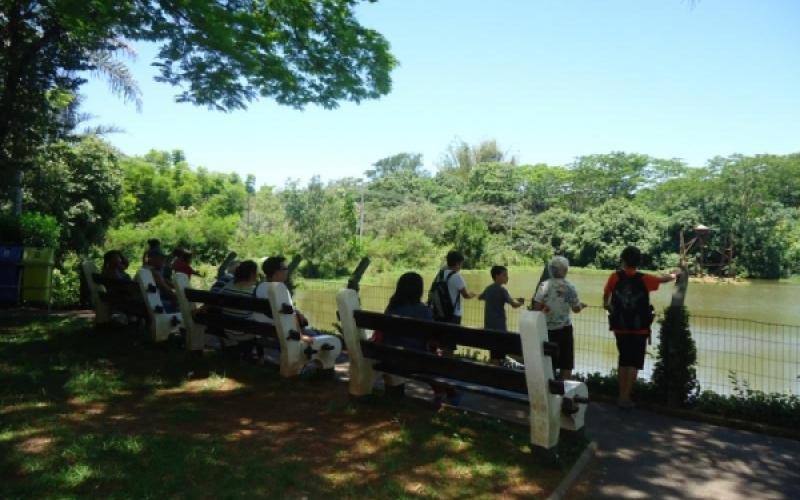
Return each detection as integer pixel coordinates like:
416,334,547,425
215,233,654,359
295,269,800,396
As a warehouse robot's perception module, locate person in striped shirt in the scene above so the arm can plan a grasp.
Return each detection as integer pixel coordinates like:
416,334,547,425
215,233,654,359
219,260,263,361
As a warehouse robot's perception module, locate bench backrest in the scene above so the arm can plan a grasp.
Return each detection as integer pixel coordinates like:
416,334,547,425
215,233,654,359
352,310,522,356
92,272,149,317
336,288,585,449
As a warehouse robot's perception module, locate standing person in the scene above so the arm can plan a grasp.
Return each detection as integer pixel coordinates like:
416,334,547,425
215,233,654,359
603,246,679,410
427,250,476,406
532,256,587,381
430,250,477,330
478,265,524,364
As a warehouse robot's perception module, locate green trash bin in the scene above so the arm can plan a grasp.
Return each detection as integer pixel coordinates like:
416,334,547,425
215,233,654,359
21,247,56,304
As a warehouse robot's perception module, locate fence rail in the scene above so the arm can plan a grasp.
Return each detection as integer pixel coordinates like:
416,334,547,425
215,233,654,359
294,281,800,396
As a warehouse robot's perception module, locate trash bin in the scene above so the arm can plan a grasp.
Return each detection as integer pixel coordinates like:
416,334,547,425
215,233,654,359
0,246,24,304
21,247,56,304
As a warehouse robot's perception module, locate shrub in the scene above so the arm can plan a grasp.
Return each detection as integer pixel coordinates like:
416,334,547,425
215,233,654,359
51,252,82,309
0,211,60,247
650,305,699,407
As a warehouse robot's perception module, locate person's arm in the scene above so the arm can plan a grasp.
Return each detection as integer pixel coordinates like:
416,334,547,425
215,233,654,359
571,302,588,313
658,270,680,283
602,273,617,310
532,282,550,312
459,288,476,299
504,289,523,308
153,271,177,299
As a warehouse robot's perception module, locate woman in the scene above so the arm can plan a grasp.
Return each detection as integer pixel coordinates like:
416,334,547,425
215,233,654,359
532,256,587,380
382,272,432,351
101,250,131,280
382,272,461,405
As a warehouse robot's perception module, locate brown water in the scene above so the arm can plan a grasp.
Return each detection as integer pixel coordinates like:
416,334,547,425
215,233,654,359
294,268,800,396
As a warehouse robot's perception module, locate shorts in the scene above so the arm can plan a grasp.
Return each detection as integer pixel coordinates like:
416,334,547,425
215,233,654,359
547,325,574,371
614,333,648,370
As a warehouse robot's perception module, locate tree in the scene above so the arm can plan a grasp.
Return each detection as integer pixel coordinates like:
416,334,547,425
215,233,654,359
439,139,517,180
366,153,425,180
23,136,123,253
283,176,359,278
1,0,396,212
440,213,489,269
562,199,667,269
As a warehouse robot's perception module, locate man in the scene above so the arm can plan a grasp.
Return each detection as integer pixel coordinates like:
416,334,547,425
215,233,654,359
141,248,178,312
603,246,679,410
255,256,314,345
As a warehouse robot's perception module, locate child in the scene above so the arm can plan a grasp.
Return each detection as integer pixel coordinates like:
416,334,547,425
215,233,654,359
172,250,204,279
479,265,524,364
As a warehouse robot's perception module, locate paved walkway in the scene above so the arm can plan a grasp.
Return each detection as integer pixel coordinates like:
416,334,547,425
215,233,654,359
346,365,800,500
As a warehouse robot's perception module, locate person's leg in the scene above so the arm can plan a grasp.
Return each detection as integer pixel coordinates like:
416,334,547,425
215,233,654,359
560,325,575,380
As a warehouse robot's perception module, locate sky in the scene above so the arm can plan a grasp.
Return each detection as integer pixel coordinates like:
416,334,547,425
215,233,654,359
81,0,800,189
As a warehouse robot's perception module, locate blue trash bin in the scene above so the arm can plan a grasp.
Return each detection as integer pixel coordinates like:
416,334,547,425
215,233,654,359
0,246,24,304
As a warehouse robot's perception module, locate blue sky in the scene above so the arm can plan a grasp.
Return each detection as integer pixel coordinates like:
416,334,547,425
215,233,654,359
81,0,800,188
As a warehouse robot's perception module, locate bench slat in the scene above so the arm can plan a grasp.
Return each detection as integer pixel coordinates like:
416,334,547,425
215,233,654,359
193,310,278,339
184,289,273,316
353,310,524,355
361,341,528,394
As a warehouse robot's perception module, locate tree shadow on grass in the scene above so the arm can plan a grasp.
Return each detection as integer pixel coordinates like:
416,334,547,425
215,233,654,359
1,316,579,500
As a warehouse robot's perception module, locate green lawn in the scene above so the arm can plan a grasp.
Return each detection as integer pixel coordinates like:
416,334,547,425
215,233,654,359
1,314,586,500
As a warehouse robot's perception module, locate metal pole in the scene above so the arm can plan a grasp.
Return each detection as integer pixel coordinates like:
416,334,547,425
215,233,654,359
359,184,365,239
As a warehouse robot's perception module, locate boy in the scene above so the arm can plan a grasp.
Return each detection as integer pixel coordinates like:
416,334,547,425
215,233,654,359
479,265,524,364
603,246,679,410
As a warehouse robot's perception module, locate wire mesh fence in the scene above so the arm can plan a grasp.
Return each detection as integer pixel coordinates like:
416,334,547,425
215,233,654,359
294,281,800,396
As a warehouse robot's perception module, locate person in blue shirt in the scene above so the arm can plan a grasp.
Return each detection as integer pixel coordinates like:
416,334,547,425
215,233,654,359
383,272,433,351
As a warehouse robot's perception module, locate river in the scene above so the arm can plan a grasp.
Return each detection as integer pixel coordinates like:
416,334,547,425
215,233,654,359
294,268,800,396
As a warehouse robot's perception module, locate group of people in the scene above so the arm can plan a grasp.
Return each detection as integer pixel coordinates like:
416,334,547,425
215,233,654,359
101,239,204,314
381,246,679,410
102,239,678,408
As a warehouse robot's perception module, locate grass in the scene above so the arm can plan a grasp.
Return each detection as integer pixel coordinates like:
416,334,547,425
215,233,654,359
0,313,586,500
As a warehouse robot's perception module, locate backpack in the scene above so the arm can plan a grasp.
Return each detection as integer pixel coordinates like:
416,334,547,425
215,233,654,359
608,271,655,331
428,270,460,322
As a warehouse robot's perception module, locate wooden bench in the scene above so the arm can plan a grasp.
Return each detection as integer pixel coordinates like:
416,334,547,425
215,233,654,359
173,276,342,377
336,288,589,451
81,261,182,342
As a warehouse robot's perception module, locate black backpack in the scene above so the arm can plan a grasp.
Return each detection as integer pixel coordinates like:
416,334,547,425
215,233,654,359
608,270,655,331
428,270,460,322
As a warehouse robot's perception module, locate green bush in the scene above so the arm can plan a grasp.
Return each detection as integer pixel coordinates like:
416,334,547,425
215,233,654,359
693,375,800,429
51,252,82,309
0,211,60,247
650,305,699,407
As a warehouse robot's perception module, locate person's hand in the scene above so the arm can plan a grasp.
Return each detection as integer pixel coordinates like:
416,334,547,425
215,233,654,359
579,302,588,310
467,292,476,299
517,297,525,304
301,334,315,345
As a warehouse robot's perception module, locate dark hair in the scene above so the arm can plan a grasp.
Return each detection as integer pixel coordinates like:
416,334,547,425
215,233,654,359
490,265,507,279
180,251,193,262
446,250,464,267
234,260,258,282
262,256,287,278
171,247,185,258
102,250,120,269
620,246,642,268
147,239,161,249
387,272,424,310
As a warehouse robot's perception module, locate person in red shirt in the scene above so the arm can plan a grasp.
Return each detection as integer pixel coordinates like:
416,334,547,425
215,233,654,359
603,246,679,410
172,250,204,279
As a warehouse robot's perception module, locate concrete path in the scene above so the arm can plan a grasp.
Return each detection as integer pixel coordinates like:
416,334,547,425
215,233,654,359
337,363,800,500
